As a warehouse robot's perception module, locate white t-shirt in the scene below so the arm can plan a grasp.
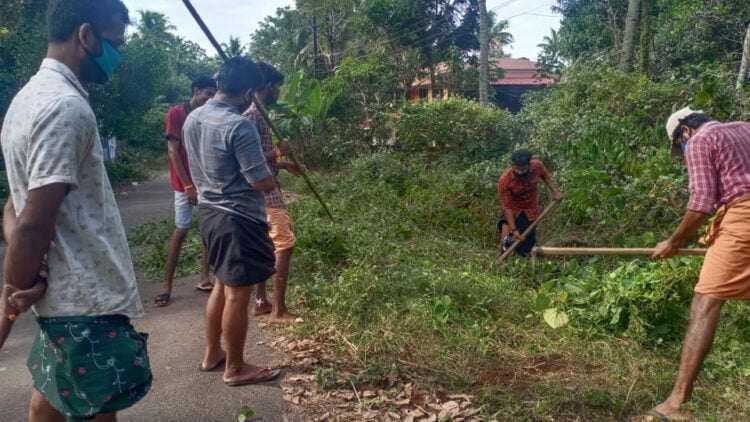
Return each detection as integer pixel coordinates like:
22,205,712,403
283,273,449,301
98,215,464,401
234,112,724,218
1,58,143,318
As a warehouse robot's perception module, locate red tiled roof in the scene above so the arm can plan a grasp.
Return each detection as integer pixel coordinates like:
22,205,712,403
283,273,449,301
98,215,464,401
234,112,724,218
493,77,554,85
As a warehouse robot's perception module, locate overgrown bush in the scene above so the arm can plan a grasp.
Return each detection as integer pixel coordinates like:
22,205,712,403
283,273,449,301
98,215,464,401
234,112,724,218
394,97,520,163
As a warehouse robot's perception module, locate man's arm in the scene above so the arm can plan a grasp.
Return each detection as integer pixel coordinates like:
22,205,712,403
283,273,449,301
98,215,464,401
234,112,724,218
539,164,563,202
0,185,64,349
4,183,67,290
652,210,710,259
498,176,521,239
167,138,197,205
3,196,17,242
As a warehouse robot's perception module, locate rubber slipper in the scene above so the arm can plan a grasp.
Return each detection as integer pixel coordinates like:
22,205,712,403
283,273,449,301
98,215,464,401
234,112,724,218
224,368,281,386
198,357,225,372
633,409,674,422
154,293,170,307
195,281,214,292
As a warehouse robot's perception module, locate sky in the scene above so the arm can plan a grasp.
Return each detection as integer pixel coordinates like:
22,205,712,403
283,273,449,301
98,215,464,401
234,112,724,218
123,0,560,61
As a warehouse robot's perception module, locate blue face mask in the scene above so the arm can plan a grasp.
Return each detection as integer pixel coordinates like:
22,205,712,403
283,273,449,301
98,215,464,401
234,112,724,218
93,39,122,79
680,142,687,152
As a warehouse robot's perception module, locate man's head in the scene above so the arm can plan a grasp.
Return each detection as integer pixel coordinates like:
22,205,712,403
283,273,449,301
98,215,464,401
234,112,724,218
511,149,532,178
665,107,709,150
216,57,265,111
256,62,285,106
191,76,216,107
46,0,130,84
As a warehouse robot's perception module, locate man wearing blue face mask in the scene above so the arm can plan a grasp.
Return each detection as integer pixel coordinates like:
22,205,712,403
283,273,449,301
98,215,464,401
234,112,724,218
0,1,152,421
640,108,750,421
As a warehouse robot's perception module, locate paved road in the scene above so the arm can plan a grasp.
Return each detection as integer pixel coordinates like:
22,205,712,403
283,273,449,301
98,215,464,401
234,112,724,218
0,174,299,422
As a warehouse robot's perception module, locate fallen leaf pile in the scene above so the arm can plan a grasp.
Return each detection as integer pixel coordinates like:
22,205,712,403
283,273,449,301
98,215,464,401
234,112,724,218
271,335,489,421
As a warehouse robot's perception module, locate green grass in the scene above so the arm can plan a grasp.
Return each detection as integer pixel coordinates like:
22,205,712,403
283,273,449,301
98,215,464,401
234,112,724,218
128,153,750,420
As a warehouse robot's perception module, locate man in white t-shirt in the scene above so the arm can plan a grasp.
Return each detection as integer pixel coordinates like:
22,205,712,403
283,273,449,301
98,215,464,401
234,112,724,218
0,1,151,420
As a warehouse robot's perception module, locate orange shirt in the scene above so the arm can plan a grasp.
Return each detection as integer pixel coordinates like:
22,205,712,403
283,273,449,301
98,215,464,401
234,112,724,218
497,160,550,220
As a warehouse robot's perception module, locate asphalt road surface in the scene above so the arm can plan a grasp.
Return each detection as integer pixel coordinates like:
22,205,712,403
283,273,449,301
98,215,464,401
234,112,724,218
0,174,300,422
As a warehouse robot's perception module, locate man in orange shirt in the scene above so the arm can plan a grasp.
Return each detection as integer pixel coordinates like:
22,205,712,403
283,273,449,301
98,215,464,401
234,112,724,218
497,149,562,256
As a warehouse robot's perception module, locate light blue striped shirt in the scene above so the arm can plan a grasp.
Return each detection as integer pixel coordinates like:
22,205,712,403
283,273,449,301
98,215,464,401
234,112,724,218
184,99,271,224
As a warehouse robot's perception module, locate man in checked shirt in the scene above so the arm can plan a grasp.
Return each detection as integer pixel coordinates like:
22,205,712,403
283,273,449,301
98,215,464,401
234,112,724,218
243,62,302,324
642,107,750,421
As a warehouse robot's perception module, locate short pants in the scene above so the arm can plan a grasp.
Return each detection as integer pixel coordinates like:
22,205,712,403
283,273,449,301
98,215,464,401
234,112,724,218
199,206,276,287
497,211,537,257
27,315,152,420
174,191,194,229
266,207,296,252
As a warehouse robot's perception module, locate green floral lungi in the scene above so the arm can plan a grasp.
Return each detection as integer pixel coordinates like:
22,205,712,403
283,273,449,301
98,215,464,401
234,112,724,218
26,315,152,420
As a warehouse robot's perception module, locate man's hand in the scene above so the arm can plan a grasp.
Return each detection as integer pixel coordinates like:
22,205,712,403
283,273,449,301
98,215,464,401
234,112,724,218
0,266,48,350
276,140,295,156
185,186,198,205
512,229,523,241
652,239,680,259
280,161,303,177
552,190,563,203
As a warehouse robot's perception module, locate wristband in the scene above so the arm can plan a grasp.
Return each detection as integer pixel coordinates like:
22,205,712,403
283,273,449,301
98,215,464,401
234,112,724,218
183,184,194,191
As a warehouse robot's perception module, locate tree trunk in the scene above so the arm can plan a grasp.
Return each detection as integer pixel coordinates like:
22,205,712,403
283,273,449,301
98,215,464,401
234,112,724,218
479,0,489,105
620,0,641,72
637,0,652,74
736,19,750,91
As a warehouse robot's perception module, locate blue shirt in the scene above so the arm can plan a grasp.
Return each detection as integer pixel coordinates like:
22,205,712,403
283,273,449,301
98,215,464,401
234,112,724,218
183,99,271,224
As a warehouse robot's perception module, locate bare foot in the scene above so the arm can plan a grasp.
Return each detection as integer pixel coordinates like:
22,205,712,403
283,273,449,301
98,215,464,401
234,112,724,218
269,310,300,324
200,350,226,372
251,300,272,316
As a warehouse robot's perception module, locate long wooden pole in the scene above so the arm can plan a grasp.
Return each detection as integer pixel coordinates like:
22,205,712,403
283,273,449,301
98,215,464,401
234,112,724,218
497,200,559,264
533,247,707,256
180,0,335,224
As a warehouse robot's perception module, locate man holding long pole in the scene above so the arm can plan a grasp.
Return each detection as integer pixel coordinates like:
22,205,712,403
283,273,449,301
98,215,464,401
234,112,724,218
642,107,750,421
244,62,302,323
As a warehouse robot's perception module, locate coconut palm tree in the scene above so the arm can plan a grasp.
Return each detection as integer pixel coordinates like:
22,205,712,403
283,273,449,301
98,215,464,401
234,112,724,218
221,36,246,58
487,12,514,57
536,29,563,77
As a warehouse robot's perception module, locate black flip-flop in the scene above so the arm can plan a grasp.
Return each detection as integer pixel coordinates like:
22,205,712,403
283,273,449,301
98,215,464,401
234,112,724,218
154,293,170,307
224,368,281,386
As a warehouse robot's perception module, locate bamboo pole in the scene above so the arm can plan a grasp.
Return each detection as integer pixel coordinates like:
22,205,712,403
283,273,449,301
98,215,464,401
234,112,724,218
533,247,707,256
497,200,559,264
180,0,335,224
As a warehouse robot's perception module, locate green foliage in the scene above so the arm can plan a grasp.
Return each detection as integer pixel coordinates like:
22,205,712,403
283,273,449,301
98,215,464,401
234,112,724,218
394,97,518,162
271,71,341,167
129,215,202,279
104,151,147,185
236,406,254,422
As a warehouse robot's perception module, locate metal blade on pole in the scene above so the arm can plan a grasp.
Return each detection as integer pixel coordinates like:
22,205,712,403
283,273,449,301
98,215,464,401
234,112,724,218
180,0,335,224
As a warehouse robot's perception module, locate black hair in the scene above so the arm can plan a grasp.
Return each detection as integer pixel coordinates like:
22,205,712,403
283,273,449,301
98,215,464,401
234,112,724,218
216,57,265,96
47,0,130,43
257,62,284,86
671,113,710,141
511,149,532,166
191,76,216,91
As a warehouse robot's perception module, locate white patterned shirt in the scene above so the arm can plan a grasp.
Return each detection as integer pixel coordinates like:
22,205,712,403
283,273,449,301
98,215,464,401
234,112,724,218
1,59,144,318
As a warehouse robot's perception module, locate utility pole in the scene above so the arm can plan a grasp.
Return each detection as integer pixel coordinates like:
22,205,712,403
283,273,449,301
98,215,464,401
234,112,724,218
479,0,489,105
736,19,750,90
620,0,641,72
